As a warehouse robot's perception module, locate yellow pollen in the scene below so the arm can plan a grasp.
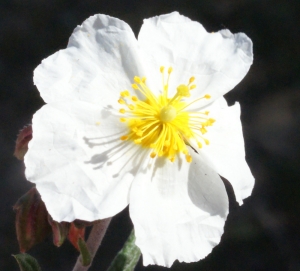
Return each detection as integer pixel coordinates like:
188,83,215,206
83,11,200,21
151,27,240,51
134,76,141,84
118,67,215,162
186,155,192,163
150,152,156,158
128,104,134,110
132,84,138,90
169,157,175,162
120,90,130,97
189,77,195,83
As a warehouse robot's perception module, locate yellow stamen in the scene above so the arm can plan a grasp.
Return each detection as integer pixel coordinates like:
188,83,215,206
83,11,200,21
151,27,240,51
117,67,215,162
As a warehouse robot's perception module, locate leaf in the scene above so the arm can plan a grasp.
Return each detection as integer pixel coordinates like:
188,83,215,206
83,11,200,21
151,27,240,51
14,188,51,252
107,230,141,271
13,253,42,271
78,238,91,266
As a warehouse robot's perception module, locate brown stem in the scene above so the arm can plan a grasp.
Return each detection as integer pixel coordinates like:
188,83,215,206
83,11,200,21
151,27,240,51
72,217,112,271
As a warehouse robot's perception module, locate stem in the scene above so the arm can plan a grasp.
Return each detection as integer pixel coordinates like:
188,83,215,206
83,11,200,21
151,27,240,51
72,217,112,271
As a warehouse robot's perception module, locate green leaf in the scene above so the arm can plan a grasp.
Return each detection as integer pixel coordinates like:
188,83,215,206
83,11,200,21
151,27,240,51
107,230,141,271
78,237,92,266
13,253,42,271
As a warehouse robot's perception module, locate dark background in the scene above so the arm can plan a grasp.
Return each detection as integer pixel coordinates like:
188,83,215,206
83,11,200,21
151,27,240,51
1,0,300,270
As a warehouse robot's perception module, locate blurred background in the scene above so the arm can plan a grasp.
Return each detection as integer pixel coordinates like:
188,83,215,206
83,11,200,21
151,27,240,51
1,0,300,270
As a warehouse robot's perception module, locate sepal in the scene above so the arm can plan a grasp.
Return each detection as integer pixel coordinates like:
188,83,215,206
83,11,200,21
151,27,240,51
68,223,86,251
78,238,91,266
48,215,70,247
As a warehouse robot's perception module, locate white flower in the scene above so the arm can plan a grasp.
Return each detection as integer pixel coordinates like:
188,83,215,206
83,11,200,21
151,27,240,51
25,12,254,267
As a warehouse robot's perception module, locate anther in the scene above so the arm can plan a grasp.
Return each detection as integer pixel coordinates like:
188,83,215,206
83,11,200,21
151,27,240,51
132,84,138,90
189,77,195,83
134,139,142,144
185,154,192,163
150,152,156,158
128,104,134,110
204,94,211,99
134,76,141,84
132,96,138,102
120,135,128,140
120,90,130,97
119,109,126,114
118,99,125,104
200,127,207,134
204,139,210,145
189,84,196,90
120,118,126,122
177,84,190,97
160,66,165,73
168,67,173,74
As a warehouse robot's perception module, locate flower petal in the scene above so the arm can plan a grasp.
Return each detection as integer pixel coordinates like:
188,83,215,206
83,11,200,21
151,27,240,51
138,12,253,102
34,14,143,106
200,97,254,204
25,101,142,222
129,153,228,267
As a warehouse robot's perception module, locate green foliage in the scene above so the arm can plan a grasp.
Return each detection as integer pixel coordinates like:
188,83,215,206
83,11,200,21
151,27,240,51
107,230,141,271
13,253,42,271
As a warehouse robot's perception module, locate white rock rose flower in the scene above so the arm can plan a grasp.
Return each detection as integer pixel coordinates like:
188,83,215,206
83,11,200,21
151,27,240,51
25,12,254,267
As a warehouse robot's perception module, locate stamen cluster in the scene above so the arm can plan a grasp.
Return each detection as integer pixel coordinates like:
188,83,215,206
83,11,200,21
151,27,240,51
118,67,215,163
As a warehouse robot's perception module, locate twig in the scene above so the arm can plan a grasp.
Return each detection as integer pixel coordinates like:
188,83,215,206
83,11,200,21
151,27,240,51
72,217,112,271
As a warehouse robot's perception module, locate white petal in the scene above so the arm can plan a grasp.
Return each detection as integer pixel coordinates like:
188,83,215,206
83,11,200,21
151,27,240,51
138,12,253,102
34,14,143,106
200,98,254,204
25,101,142,222
130,153,228,267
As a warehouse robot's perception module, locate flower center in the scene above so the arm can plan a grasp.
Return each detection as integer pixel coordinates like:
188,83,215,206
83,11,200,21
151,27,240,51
118,66,215,163
160,105,177,122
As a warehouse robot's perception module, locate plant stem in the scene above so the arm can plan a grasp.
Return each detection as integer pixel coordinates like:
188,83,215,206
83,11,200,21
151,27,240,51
72,217,112,271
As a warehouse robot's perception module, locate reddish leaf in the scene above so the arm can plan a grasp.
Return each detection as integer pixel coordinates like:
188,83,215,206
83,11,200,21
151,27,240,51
14,188,51,252
14,125,32,160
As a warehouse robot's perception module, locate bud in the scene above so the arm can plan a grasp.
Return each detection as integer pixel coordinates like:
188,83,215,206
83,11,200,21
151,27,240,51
48,215,70,247
14,125,32,160
68,223,86,251
14,188,51,252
